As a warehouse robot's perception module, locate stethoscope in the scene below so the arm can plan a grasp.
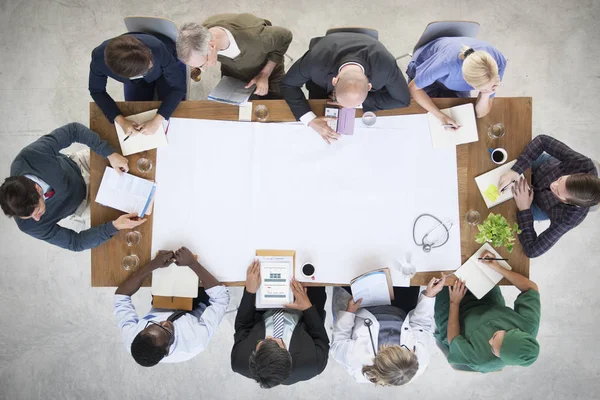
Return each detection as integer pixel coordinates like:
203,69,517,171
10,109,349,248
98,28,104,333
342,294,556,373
364,318,377,355
412,213,454,253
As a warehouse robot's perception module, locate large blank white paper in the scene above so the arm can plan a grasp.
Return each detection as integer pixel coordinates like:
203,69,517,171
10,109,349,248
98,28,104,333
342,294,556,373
151,264,199,298
152,116,461,285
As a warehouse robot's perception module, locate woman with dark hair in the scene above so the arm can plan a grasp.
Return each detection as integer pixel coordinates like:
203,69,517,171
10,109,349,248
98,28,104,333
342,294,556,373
499,134,600,257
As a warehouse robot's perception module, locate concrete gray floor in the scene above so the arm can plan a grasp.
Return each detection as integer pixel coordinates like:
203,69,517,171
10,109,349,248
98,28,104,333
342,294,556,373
1,1,599,399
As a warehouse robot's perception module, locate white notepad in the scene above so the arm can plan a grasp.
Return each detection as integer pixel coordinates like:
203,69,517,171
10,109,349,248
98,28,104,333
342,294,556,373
428,103,479,148
115,109,168,156
151,263,199,298
454,243,512,299
474,160,525,208
95,167,156,217
350,268,393,308
208,76,255,105
256,255,294,309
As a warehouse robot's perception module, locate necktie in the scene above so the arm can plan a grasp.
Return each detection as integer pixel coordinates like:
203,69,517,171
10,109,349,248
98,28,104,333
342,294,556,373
167,310,188,322
44,189,55,200
272,309,285,339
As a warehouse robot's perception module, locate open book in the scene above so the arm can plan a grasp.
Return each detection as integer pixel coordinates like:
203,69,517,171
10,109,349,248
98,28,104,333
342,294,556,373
95,167,156,217
115,109,168,156
255,250,295,309
474,160,524,208
454,243,512,299
350,268,394,308
428,103,478,148
152,263,199,298
208,76,255,105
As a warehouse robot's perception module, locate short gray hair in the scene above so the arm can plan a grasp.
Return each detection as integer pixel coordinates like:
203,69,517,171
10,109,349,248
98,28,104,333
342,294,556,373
177,22,212,62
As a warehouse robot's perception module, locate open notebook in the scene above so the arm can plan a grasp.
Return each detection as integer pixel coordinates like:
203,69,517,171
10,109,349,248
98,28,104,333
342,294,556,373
350,268,394,308
115,109,168,156
152,263,199,298
95,167,156,217
208,76,255,105
428,103,478,148
475,160,524,208
454,243,512,299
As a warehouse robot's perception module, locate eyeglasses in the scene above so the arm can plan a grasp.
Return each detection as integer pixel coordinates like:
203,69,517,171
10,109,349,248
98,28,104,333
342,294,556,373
145,320,174,343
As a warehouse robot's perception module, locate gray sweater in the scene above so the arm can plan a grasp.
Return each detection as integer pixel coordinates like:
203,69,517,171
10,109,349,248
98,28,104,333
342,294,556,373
10,123,119,251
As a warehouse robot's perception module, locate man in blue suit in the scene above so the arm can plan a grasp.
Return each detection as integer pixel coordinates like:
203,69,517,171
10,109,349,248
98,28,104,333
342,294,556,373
89,33,186,137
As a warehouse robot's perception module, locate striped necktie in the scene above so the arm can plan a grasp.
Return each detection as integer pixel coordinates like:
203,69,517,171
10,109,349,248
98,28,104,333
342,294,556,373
272,309,285,339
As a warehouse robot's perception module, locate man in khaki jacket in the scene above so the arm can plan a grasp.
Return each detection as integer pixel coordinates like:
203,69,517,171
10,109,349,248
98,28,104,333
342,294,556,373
177,13,292,98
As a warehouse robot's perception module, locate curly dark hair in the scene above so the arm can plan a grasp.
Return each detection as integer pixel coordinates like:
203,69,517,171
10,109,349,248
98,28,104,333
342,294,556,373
130,332,167,367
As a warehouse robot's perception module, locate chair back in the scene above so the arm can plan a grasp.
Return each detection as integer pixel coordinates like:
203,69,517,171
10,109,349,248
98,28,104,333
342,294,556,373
413,21,480,53
124,16,179,43
326,27,379,40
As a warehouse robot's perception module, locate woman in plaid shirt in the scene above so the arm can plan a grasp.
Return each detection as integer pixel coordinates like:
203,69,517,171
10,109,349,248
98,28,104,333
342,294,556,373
499,135,600,257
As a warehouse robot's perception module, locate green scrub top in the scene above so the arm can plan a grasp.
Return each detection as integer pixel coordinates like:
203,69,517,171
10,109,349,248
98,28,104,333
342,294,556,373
434,286,541,373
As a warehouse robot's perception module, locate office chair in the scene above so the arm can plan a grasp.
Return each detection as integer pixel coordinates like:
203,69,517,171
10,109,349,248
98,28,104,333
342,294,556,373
124,16,191,100
395,20,480,61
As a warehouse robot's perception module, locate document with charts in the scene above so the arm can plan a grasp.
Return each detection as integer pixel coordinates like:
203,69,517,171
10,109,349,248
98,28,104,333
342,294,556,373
350,268,394,307
255,250,295,309
428,103,478,148
208,76,255,105
475,160,524,208
152,263,199,298
454,243,512,299
115,109,168,156
95,167,156,217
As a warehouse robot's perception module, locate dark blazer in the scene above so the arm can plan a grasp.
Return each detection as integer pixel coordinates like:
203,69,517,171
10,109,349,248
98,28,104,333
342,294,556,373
281,32,410,120
89,33,186,123
230,290,330,385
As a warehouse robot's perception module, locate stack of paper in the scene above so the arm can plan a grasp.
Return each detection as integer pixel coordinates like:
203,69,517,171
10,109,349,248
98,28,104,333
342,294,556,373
428,103,478,148
350,268,394,308
474,160,524,208
152,263,199,298
95,167,156,217
115,109,168,156
454,243,512,299
208,76,255,105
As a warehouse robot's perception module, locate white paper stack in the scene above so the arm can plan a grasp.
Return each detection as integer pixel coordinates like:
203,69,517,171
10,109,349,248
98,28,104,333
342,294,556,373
208,76,255,105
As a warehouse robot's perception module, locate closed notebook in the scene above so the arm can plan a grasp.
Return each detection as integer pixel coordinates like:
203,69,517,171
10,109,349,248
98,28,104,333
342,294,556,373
454,243,512,299
428,103,478,148
115,109,168,156
95,167,156,217
152,263,199,298
474,160,525,208
350,268,394,308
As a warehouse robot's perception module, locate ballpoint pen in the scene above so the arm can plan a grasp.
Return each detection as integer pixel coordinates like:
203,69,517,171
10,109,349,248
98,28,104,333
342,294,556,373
499,180,516,193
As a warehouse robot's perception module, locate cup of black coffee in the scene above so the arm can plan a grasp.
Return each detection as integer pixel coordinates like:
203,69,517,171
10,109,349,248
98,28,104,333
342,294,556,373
489,148,508,164
302,263,315,278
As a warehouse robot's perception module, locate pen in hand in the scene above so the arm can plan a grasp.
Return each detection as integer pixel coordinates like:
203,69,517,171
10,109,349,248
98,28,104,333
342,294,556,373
478,257,508,261
499,180,516,193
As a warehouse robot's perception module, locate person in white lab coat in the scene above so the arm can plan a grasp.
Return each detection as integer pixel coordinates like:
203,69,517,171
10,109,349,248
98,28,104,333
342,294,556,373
330,276,446,386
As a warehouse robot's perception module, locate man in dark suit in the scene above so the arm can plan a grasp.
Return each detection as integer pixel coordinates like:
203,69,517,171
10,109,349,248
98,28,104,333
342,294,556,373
89,33,186,138
281,32,410,144
231,260,329,388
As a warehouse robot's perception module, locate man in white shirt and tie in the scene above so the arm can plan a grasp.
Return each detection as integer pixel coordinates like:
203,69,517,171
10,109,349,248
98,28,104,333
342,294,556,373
230,260,330,388
114,247,230,367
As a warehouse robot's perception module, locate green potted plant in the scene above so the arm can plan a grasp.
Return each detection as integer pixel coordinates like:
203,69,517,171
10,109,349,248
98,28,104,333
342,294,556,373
475,213,521,252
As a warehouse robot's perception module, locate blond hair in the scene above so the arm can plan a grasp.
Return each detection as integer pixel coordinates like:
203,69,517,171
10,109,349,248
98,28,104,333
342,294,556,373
177,22,212,63
459,46,499,89
361,345,419,386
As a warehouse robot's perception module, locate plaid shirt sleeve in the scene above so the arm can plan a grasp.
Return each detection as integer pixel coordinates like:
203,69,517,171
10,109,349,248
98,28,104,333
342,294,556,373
516,209,572,257
513,134,590,174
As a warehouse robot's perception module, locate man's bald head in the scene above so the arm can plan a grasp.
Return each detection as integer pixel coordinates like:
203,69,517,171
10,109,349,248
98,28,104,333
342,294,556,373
333,69,370,108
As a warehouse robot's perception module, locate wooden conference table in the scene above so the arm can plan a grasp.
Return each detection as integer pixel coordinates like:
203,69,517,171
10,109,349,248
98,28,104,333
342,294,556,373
90,98,532,288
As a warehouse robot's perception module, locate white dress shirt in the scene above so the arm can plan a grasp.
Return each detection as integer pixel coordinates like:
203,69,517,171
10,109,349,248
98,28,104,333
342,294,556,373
217,28,241,59
114,285,230,363
299,62,365,126
263,309,301,350
25,174,50,197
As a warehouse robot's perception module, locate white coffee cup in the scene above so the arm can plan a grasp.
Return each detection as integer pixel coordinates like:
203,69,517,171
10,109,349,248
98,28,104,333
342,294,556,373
489,148,508,164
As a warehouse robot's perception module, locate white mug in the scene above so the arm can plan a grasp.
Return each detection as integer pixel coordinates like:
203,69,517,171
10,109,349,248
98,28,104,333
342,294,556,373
489,147,508,164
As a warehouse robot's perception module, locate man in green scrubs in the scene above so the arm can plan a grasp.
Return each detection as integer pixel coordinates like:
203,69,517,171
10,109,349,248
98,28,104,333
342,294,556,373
434,251,541,372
